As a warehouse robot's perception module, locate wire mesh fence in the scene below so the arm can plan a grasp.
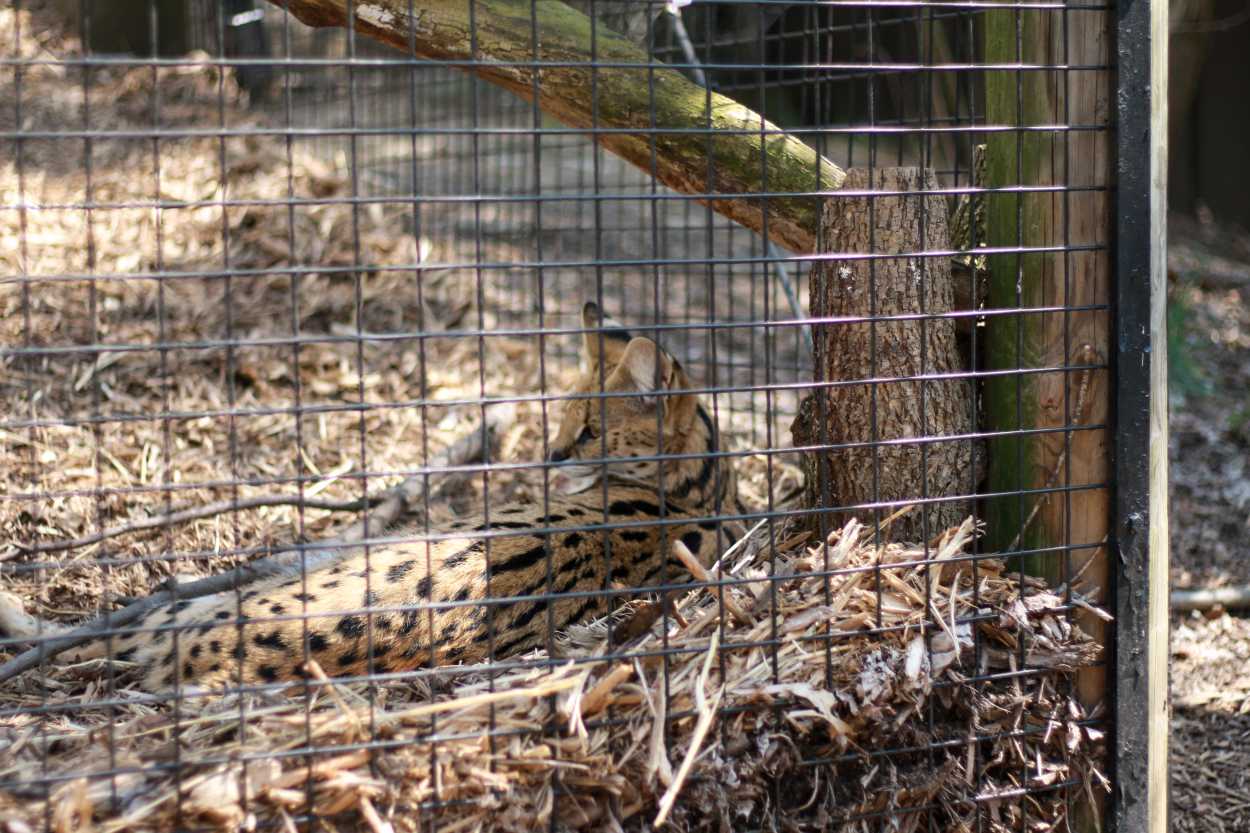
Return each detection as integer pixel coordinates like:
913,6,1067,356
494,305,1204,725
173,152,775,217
0,0,1155,829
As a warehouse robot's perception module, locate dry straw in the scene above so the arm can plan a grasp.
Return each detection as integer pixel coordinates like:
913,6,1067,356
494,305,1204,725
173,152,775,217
1,516,1106,832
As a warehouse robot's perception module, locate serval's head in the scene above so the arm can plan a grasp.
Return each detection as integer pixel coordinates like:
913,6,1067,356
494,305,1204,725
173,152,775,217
546,302,736,514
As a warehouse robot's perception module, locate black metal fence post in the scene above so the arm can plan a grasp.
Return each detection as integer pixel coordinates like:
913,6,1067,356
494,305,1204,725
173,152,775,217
1113,0,1169,826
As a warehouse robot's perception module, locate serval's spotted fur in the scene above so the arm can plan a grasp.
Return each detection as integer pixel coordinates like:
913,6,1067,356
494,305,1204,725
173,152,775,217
0,303,738,693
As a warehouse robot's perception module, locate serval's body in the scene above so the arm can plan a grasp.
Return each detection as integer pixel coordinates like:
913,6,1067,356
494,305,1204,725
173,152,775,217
0,303,738,693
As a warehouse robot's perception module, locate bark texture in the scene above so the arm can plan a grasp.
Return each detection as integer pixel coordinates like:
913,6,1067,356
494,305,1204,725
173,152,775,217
261,0,846,254
791,168,972,543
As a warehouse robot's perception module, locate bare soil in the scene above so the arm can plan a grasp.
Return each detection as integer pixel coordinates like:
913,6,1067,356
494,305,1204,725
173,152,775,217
1167,209,1250,832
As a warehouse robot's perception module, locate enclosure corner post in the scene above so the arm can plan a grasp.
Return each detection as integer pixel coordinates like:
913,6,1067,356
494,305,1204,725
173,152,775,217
1112,0,1170,827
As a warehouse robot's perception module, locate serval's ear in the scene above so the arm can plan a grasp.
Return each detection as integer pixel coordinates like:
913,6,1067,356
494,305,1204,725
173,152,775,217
581,301,633,368
607,336,676,407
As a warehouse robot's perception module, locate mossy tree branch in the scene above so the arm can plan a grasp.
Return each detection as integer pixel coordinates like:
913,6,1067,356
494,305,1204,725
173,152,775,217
260,0,846,254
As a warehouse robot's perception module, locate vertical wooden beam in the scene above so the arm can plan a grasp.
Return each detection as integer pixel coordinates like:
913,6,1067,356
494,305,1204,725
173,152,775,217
983,0,1116,826
983,0,1114,582
982,3,1060,570
982,1,1113,612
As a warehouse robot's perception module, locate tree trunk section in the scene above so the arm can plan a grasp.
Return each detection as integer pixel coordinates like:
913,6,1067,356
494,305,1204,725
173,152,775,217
261,0,846,254
790,168,972,544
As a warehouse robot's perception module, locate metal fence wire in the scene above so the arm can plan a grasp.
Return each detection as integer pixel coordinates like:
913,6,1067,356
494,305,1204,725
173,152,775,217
0,0,1158,831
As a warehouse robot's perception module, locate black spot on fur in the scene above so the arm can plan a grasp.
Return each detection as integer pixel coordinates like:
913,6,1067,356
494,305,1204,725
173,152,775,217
308,633,328,652
399,608,421,636
209,640,221,655
257,665,279,683
443,541,485,569
115,647,137,663
321,580,340,589
680,531,703,554
190,644,202,659
242,590,259,601
608,499,662,517
160,673,174,688
699,520,718,531
292,592,316,603
493,632,534,657
509,600,549,632
270,604,286,615
416,576,432,599
557,553,591,577
209,664,221,673
197,624,214,637
373,641,397,658
446,646,465,661
453,586,471,602
641,562,668,584
215,611,231,621
619,530,649,543
386,560,415,582
171,600,191,613
336,616,366,639
337,650,359,668
566,506,586,517
183,662,194,678
563,533,583,548
544,514,565,524
254,631,287,651
160,651,175,668
473,521,531,530
565,597,599,626
489,543,549,576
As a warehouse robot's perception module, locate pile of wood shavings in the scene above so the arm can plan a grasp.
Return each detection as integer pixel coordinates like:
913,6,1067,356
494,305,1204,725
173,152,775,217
0,517,1107,832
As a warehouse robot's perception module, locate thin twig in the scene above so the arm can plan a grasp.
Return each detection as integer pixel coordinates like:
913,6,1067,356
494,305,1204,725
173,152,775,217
653,629,722,828
671,539,753,627
0,409,509,685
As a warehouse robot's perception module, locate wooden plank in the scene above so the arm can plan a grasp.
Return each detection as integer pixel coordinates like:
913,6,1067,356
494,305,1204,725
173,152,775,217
1146,0,1171,828
983,1,1115,828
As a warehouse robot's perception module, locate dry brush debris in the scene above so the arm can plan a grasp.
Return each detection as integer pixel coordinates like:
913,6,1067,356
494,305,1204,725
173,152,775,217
0,517,1106,832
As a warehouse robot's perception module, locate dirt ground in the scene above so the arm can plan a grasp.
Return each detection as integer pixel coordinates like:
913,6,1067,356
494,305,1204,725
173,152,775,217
1167,211,1250,832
